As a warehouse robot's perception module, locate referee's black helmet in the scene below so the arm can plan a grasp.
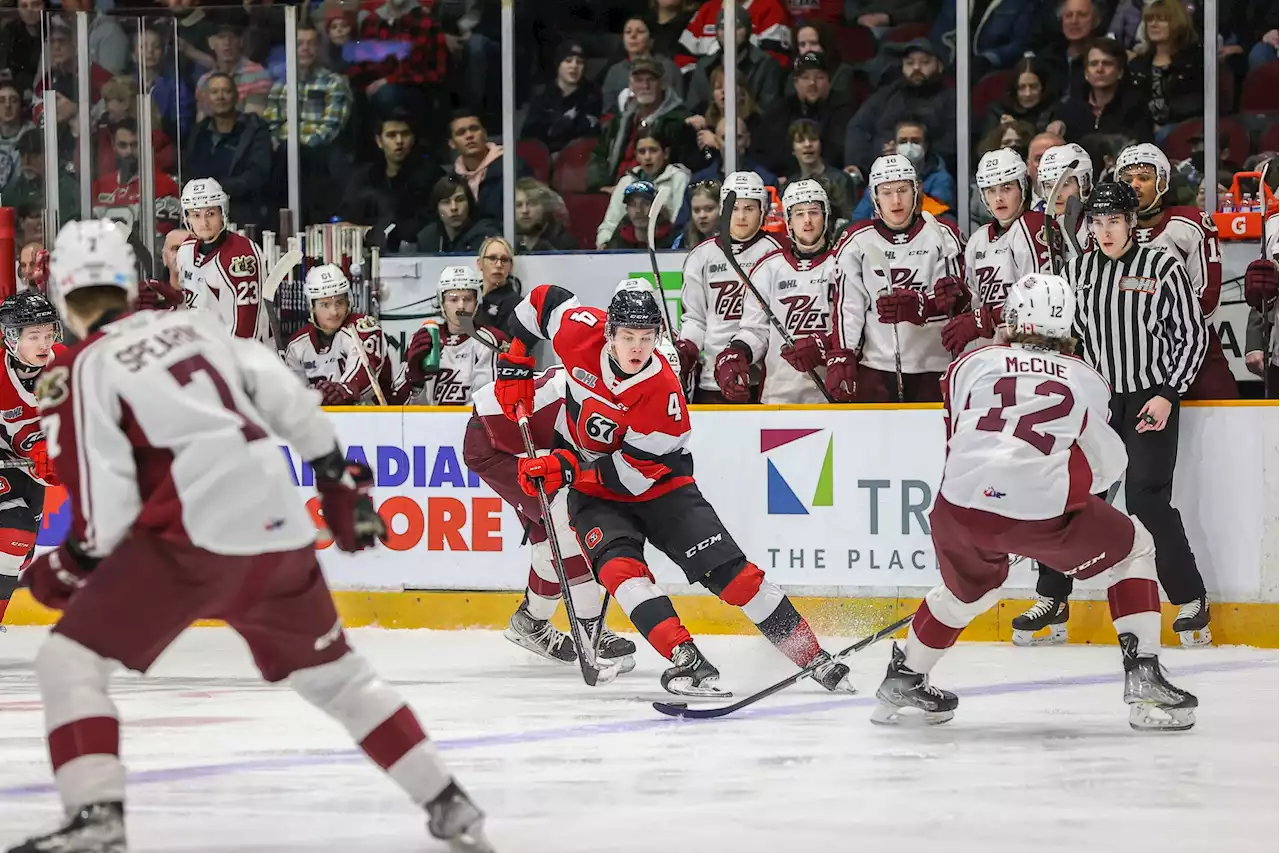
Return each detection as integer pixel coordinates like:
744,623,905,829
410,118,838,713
1085,181,1140,216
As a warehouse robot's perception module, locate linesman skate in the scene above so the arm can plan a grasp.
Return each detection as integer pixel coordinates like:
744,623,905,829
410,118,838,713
1011,596,1069,646
1172,596,1211,647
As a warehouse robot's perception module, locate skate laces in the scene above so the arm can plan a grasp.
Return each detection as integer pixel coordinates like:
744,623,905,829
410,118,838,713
1025,596,1056,618
1176,599,1202,620
530,620,570,653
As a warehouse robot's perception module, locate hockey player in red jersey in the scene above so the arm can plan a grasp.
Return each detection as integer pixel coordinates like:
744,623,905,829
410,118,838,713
1116,143,1236,400
0,293,64,630
942,148,1054,357
284,263,394,405
833,154,966,402
6,220,493,853
493,279,854,697
872,274,1198,732
174,178,274,346
717,179,839,403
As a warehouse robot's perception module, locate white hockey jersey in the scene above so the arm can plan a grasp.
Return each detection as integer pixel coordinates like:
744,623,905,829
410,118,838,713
734,244,837,403
419,331,499,405
679,231,784,391
1133,206,1222,316
1266,212,1278,367
832,217,965,375
175,231,274,347
940,343,1125,521
964,211,1054,318
36,309,333,558
283,313,393,403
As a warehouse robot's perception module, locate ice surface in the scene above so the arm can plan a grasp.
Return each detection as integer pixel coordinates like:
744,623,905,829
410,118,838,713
0,626,1275,853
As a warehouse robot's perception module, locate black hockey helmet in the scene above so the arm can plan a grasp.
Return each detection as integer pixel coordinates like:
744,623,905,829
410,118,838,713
606,279,663,338
0,292,62,364
1084,181,1140,217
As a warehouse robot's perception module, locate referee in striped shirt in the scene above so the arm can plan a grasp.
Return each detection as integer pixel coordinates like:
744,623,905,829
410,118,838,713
1034,182,1211,638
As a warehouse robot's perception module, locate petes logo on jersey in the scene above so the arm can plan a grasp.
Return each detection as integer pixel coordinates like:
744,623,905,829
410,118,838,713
761,428,834,515
228,254,257,277
780,294,828,336
34,366,69,409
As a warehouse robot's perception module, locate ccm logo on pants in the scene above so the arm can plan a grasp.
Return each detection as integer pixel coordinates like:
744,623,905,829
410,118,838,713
685,534,723,559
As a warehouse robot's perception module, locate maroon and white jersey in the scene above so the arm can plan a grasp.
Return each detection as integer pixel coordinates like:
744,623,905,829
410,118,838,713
512,285,694,502
940,343,1125,521
735,243,837,403
1133,206,1222,317
283,313,393,403
964,211,1053,318
679,232,784,391
421,330,499,405
1060,213,1093,263
176,231,273,346
1265,212,1279,366
833,217,965,375
36,309,334,559
473,367,567,456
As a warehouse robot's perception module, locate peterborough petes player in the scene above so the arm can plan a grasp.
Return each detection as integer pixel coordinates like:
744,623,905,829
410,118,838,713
942,148,1053,357
391,266,498,405
174,178,273,345
676,172,784,402
873,274,1197,732
1037,143,1093,260
831,154,965,402
284,263,394,405
7,220,492,853
716,179,837,403
494,281,855,696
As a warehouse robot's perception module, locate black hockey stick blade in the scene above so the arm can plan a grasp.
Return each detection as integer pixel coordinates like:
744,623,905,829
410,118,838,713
455,313,503,352
1060,195,1085,258
653,613,913,719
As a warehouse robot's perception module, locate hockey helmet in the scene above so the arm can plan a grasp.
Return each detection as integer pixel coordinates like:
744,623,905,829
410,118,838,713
607,278,664,339
437,265,483,304
1004,273,1075,341
1084,181,1140,219
180,177,229,225
48,219,139,323
720,170,769,208
305,264,352,302
1114,143,1170,213
976,148,1028,190
0,292,62,365
868,153,920,220
1038,143,1094,201
781,179,830,240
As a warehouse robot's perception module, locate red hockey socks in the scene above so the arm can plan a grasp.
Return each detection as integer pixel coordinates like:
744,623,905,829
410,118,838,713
597,557,691,659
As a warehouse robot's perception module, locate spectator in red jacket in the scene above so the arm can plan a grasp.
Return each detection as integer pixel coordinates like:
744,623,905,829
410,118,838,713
344,0,451,123
677,0,793,72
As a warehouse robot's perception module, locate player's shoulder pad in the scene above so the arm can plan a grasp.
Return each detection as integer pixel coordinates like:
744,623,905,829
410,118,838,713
843,219,879,243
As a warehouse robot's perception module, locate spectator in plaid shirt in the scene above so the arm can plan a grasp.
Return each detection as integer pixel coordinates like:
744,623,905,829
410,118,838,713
196,14,273,119
345,0,451,121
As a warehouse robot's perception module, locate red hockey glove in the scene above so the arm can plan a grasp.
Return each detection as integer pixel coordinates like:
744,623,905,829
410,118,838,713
517,449,582,497
930,275,964,317
27,440,59,486
315,378,358,405
494,338,536,421
26,541,97,611
404,325,438,388
940,306,998,357
1244,259,1278,311
876,288,926,325
780,333,827,373
713,341,752,402
824,348,858,402
674,338,700,378
311,450,386,552
31,249,50,292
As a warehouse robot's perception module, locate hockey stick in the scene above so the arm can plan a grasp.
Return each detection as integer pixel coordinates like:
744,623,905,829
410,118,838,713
653,613,913,719
342,327,388,406
1258,160,1275,399
262,248,304,303
647,188,696,402
718,191,835,403
0,458,33,470
514,403,617,688
858,239,905,403
1042,160,1079,274
1060,195,1085,258
455,313,503,352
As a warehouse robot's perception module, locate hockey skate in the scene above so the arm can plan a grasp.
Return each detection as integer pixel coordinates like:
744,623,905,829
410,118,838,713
425,781,495,853
7,801,126,853
580,619,637,674
503,602,577,664
810,651,856,694
870,643,957,726
1119,633,1197,732
660,641,730,697
1172,596,1212,647
1010,596,1069,646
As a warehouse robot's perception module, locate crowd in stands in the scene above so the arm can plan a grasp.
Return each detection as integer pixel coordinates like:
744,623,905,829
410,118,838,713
0,0,1274,259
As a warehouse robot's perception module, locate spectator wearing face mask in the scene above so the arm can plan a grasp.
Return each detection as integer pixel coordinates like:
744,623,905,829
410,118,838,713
757,51,852,177
521,40,603,154
596,126,690,249
851,119,954,220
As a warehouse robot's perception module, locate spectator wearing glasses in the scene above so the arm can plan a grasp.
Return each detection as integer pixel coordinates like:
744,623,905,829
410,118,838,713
672,179,720,249
522,40,603,154
603,17,682,114
590,57,692,192
757,51,852,178
1050,37,1153,143
596,127,690,249
338,111,442,251
515,178,578,253
415,175,499,255
475,237,523,335
605,181,678,250
686,5,786,115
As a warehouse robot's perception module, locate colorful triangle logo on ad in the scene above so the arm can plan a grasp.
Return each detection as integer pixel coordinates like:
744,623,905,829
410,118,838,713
766,459,808,515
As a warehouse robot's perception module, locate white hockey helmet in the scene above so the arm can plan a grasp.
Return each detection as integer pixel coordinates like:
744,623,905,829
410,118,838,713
1114,143,1171,212
305,263,351,302
977,148,1029,219
721,170,769,208
48,219,139,321
781,178,829,241
655,335,682,376
868,153,920,218
1038,143,1094,201
437,265,483,304
181,177,229,216
1004,273,1075,341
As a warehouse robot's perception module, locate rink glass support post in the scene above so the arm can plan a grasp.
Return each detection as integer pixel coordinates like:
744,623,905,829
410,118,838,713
137,21,157,273
1202,0,1218,214
41,88,59,234
285,5,302,231
75,10,92,220
0,208,15,300
722,0,737,175
956,0,970,236
501,0,516,247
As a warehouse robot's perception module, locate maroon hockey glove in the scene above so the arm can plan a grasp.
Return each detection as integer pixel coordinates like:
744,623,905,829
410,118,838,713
312,451,386,552
27,440,59,486
713,341,752,402
494,338,536,421
780,333,827,373
876,288,926,326
940,307,998,357
1244,259,1278,311
517,449,586,497
26,541,97,611
141,276,186,309
404,325,438,388
824,348,858,402
930,276,964,317
674,338,700,378
315,379,358,405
